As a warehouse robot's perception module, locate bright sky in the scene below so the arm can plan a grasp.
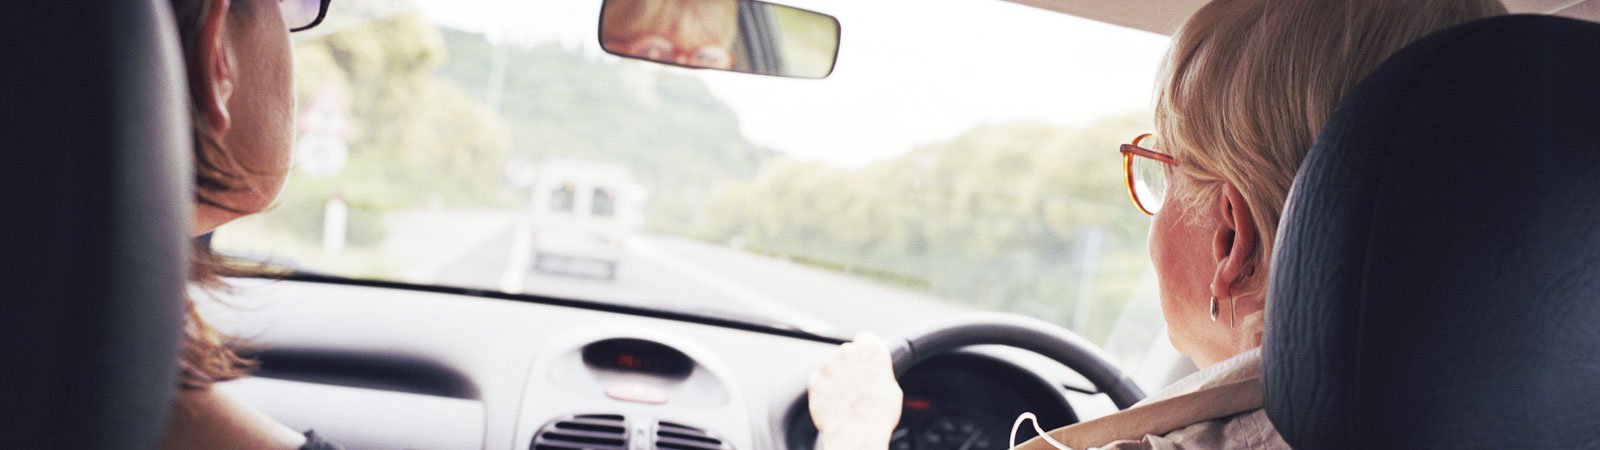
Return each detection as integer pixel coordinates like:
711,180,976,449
416,0,1172,168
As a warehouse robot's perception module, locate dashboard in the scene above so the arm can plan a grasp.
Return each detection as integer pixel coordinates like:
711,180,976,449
203,278,1098,450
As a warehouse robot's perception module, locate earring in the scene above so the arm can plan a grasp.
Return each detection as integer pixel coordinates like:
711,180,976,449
1209,296,1220,322
1230,296,1238,328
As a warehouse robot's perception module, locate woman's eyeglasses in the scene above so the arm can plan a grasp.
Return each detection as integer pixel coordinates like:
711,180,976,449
616,36,734,70
283,0,332,33
1119,133,1177,216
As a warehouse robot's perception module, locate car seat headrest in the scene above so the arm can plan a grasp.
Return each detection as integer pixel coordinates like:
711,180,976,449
1262,14,1600,449
0,1,193,447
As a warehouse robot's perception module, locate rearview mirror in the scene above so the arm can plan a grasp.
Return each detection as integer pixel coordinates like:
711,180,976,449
599,0,840,79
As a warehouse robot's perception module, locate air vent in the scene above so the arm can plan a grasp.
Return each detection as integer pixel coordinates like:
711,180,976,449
532,414,629,450
655,421,731,450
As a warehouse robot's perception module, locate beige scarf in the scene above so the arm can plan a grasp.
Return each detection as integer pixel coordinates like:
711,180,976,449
1012,349,1265,450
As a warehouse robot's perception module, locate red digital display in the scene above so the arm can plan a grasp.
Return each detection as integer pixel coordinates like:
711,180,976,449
616,353,652,370
905,399,932,410
582,338,693,378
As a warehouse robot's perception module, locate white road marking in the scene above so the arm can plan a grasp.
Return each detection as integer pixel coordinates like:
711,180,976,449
628,238,837,334
498,213,534,293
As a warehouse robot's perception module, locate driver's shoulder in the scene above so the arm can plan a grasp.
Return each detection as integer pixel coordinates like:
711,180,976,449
1098,408,1286,450
1032,349,1278,450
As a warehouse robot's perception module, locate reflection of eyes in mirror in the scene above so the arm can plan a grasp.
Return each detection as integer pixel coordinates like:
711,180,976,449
691,46,733,69
600,0,739,70
624,36,676,62
617,35,734,70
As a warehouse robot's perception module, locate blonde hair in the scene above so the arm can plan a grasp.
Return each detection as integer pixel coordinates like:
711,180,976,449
1155,0,1506,338
601,0,738,51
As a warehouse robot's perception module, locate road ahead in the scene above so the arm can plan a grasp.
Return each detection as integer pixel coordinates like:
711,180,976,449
426,220,971,336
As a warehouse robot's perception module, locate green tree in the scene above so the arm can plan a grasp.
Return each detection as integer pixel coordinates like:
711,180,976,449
431,29,774,232
701,115,1153,341
291,10,513,211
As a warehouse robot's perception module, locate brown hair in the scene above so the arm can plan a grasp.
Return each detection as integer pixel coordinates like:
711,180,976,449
1155,0,1506,340
170,0,261,389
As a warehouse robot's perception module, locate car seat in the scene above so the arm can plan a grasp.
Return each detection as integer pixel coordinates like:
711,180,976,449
0,0,193,448
1262,14,1600,449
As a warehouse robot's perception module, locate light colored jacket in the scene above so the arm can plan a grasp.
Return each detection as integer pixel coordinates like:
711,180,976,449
1015,348,1287,450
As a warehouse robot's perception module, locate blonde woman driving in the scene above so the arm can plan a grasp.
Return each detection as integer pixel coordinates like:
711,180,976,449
807,1,1507,449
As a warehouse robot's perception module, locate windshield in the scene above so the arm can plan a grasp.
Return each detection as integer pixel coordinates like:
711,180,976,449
214,0,1172,367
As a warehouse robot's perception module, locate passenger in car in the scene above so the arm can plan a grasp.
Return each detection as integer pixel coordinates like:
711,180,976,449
808,1,1507,449
155,0,343,449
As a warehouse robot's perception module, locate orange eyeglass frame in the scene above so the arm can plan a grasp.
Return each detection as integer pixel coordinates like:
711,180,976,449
1119,133,1178,216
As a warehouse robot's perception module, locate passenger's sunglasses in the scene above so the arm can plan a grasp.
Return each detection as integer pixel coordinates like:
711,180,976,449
283,0,331,32
1119,133,1177,216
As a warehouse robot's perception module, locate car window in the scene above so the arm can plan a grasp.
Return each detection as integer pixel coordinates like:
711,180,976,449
552,185,576,214
593,188,616,217
213,0,1172,368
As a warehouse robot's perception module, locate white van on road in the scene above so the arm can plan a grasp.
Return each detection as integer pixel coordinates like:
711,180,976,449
527,159,645,279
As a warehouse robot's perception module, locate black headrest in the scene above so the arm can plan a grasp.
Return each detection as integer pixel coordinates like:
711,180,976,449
1263,15,1600,449
0,1,191,448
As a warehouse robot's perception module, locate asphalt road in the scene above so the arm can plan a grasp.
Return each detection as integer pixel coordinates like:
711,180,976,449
428,224,972,336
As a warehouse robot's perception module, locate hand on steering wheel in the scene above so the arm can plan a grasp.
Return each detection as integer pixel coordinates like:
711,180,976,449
801,314,1146,450
808,332,903,450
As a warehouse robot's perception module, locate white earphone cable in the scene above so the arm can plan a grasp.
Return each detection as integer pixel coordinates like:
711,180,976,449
1009,412,1074,450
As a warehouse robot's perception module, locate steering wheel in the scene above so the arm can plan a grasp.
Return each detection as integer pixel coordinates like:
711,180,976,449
883,313,1146,409
780,313,1146,450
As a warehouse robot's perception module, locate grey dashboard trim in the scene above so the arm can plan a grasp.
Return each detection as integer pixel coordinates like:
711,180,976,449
203,277,848,450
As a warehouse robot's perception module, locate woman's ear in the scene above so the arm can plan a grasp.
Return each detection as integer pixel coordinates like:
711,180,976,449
188,0,235,135
1209,183,1258,301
